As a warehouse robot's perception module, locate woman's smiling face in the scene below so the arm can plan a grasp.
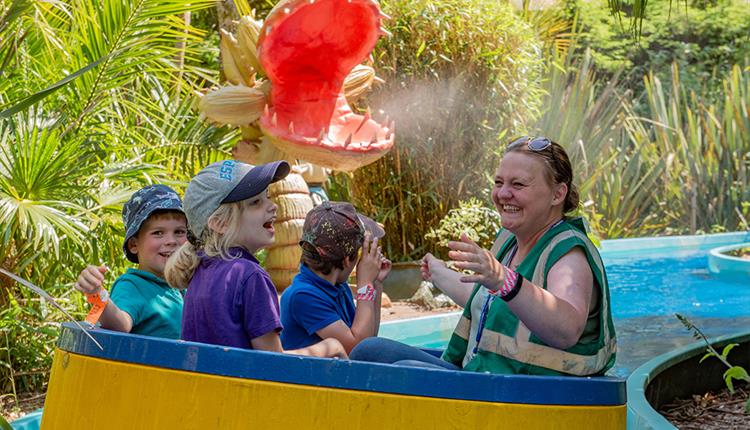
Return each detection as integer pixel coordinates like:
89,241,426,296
492,151,565,239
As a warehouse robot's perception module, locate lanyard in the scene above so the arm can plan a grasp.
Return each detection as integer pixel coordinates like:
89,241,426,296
471,218,564,354
473,293,496,353
472,244,515,353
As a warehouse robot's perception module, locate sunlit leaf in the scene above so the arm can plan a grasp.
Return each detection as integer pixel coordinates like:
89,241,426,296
720,343,738,359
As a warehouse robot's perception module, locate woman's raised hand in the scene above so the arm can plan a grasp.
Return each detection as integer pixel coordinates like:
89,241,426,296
447,233,504,292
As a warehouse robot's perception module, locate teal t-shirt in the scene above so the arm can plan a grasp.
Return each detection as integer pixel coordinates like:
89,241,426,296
110,268,183,339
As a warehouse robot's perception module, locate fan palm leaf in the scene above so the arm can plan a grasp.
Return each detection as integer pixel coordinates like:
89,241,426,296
0,115,91,257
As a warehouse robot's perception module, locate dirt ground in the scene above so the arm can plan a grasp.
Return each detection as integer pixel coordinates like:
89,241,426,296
381,300,460,321
660,387,750,429
1,392,45,423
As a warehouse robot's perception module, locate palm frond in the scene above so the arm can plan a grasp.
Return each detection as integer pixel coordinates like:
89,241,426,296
0,115,93,256
0,55,106,118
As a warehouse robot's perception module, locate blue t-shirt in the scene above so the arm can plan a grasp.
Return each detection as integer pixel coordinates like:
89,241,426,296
280,264,356,349
182,248,282,349
110,268,183,339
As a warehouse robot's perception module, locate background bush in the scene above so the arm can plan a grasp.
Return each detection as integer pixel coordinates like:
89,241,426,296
566,0,750,104
425,198,502,257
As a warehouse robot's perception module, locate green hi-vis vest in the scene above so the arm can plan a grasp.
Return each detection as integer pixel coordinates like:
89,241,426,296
441,217,616,376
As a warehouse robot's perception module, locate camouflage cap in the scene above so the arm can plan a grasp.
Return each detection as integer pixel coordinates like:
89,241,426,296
300,201,384,262
122,184,184,263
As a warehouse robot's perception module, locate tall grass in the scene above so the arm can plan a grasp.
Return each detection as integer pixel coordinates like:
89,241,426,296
535,59,750,238
537,58,750,238
376,45,750,244
527,46,671,238
639,64,750,234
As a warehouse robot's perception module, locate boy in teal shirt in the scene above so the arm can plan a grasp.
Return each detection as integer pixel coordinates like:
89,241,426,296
74,185,187,339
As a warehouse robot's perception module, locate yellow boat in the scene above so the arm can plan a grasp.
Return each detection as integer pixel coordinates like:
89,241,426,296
41,323,626,429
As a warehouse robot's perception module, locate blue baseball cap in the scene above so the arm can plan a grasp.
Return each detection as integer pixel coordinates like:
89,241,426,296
122,184,185,263
183,160,290,238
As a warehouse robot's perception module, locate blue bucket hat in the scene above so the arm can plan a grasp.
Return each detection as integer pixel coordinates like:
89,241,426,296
122,184,185,263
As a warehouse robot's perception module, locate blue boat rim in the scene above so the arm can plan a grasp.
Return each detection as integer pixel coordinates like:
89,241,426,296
57,323,626,406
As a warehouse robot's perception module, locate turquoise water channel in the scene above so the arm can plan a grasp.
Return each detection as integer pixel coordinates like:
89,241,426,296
380,231,750,377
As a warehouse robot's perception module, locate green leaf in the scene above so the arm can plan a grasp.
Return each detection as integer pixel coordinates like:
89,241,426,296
0,413,13,430
0,0,34,31
415,40,426,58
723,366,750,393
699,352,714,364
0,57,106,119
723,366,750,382
720,343,738,359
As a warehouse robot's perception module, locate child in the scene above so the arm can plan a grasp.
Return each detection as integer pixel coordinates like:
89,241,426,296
164,160,347,358
74,185,187,339
280,201,391,353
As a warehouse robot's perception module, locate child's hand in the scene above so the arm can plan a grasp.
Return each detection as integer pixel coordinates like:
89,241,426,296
74,265,108,295
376,255,392,284
421,253,445,281
356,234,381,286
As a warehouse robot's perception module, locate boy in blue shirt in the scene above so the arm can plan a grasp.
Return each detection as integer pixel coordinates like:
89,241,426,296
280,201,391,353
74,185,187,339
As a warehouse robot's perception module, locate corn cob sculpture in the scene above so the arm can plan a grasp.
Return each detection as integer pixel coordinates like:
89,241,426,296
198,0,394,290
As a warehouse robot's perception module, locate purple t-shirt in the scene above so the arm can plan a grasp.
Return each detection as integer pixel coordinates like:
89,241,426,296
181,247,282,348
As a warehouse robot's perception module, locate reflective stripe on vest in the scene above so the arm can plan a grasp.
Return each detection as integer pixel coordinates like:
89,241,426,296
478,329,616,375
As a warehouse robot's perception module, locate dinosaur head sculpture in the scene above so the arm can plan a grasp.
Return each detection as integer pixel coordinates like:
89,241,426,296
257,0,393,171
199,0,394,172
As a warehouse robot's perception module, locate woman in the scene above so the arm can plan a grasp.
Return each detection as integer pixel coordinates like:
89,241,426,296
350,137,616,376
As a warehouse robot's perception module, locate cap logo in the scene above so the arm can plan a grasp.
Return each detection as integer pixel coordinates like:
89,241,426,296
219,160,236,181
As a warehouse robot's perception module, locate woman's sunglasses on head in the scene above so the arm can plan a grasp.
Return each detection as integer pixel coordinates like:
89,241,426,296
508,136,551,152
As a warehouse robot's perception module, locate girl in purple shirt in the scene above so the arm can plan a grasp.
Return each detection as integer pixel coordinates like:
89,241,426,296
165,160,347,359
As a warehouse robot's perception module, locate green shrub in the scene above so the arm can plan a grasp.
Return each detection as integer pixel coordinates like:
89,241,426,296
425,198,502,258
0,296,58,397
567,0,750,103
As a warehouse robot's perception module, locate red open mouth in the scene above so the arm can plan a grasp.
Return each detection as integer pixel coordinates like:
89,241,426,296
257,0,394,171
